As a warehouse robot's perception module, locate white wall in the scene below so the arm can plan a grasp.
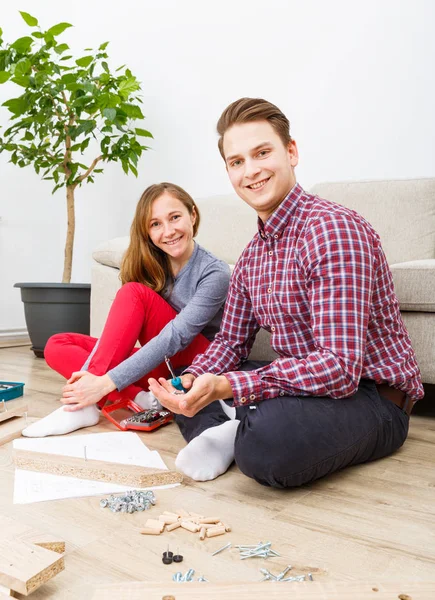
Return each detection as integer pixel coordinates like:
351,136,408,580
1,0,434,331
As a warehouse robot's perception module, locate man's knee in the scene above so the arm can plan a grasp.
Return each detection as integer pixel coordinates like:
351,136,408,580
234,417,304,489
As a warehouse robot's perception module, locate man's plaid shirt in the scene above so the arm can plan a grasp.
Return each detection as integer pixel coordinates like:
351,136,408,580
186,183,424,406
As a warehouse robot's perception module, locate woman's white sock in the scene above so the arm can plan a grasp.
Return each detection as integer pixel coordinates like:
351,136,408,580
175,419,239,481
134,390,163,411
21,404,100,437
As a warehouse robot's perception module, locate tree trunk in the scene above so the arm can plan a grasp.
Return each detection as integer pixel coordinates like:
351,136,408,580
62,185,75,283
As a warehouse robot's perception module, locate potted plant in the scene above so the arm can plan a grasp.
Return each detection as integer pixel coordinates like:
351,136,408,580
0,11,151,356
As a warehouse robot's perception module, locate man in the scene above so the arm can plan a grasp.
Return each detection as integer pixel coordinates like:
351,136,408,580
148,97,424,488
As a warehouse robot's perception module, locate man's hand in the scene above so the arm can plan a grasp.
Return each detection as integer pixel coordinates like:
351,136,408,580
61,372,116,412
148,373,233,417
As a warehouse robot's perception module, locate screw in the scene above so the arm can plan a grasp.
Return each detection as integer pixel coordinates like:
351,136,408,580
211,542,232,556
260,568,277,581
184,568,195,582
276,565,292,580
308,573,314,581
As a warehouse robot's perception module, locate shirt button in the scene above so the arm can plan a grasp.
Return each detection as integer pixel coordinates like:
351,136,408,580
274,234,279,239
279,391,285,396
267,288,272,293
271,326,275,332
241,397,247,403
249,394,256,400
269,251,273,256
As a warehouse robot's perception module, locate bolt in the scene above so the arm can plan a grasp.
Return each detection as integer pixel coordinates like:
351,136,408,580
308,573,314,581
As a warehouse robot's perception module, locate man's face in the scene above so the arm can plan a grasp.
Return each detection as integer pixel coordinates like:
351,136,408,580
223,120,299,222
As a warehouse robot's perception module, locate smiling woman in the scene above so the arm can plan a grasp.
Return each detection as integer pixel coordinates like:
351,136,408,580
22,182,231,438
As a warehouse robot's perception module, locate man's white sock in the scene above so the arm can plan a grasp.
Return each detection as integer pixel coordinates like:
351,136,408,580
219,399,236,419
175,419,239,481
22,405,100,437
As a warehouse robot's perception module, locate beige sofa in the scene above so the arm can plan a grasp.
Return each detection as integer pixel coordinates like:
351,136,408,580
91,178,435,385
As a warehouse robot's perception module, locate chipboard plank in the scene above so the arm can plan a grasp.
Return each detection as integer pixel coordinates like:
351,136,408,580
13,448,183,487
0,540,64,595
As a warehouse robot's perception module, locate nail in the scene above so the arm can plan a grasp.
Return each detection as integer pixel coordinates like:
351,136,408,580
84,445,87,461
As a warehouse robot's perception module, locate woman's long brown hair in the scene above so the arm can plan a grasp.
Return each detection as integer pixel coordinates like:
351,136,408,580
120,183,200,292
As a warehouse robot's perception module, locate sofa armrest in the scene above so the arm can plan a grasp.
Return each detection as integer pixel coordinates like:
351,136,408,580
390,259,435,312
92,236,130,269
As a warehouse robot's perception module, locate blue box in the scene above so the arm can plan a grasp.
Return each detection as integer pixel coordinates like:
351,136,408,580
0,381,25,402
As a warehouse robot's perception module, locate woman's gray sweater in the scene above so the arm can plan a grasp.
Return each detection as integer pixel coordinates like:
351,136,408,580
86,243,230,391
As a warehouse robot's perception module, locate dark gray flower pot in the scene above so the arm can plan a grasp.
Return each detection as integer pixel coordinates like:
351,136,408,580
14,283,91,358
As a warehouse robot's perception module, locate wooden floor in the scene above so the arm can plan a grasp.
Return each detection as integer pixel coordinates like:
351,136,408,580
1,345,434,599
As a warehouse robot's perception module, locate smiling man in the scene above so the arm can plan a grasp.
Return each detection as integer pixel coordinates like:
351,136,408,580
148,97,424,488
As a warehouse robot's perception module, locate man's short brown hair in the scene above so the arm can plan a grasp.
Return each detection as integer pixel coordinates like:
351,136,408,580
217,97,291,160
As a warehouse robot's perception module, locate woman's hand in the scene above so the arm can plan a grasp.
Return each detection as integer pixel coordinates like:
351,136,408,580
61,372,116,412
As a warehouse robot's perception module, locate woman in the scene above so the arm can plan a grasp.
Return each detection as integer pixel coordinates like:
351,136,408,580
23,183,230,437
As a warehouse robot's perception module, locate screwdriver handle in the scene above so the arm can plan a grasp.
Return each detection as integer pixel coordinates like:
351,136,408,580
171,376,187,393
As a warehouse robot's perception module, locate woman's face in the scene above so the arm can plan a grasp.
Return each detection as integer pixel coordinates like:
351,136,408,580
148,192,196,268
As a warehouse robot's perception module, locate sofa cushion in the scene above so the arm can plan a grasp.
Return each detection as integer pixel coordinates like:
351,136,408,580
390,259,435,311
310,178,435,266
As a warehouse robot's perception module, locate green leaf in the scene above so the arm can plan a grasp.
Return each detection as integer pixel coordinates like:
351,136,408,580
116,64,126,72
118,77,140,97
60,55,73,61
2,96,28,115
135,128,153,138
102,61,109,73
54,43,69,54
61,73,76,84
24,131,34,141
0,71,10,84
81,137,90,151
31,32,44,39
14,58,31,76
103,108,116,121
99,41,109,51
120,103,144,119
12,75,30,87
47,23,73,37
10,36,33,54
19,12,38,27
75,56,93,68
129,163,138,177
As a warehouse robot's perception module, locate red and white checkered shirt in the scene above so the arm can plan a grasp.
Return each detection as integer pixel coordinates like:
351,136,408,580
187,183,424,406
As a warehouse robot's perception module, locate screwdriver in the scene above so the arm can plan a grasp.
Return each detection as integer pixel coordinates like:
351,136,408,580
164,356,187,394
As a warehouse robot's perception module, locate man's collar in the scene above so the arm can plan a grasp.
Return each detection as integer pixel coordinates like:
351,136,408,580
257,182,305,240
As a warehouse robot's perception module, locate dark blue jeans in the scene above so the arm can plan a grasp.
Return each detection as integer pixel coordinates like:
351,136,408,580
175,361,410,488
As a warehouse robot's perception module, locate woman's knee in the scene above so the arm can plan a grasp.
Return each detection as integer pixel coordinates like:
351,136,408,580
117,281,155,301
44,333,70,368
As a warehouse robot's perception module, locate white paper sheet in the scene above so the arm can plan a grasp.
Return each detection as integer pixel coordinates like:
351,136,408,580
13,431,179,504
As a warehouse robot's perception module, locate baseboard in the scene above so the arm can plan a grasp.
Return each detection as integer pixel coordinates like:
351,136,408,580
0,328,30,348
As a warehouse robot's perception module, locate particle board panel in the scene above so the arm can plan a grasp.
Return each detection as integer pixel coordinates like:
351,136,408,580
0,418,37,447
0,540,64,595
0,400,28,424
91,580,435,600
13,448,183,487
